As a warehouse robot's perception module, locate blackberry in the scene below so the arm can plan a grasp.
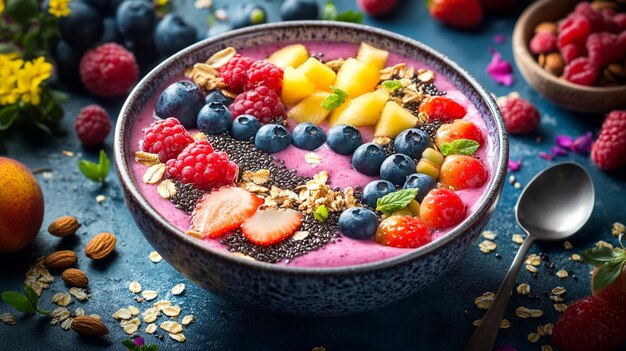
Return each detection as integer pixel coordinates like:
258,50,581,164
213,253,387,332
417,120,443,141
170,181,205,214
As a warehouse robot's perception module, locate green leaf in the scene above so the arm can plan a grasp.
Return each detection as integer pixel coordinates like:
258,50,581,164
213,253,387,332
122,340,141,351
0,42,20,54
79,150,110,183
335,10,364,24
5,0,39,24
1,291,36,314
581,246,616,266
0,106,20,131
321,0,337,20
142,345,160,351
376,188,419,215
321,86,348,110
439,139,480,156
23,285,38,308
314,205,329,223
593,260,626,292
382,80,403,91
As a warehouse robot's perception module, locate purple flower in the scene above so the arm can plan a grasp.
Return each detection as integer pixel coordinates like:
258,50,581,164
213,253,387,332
508,159,522,172
555,135,574,149
493,34,507,44
551,146,568,157
572,131,593,154
486,48,514,87
539,151,553,161
133,337,145,347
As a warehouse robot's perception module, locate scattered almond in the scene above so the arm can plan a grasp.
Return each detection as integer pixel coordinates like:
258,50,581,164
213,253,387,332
48,216,80,237
85,233,116,260
71,315,109,337
61,268,89,288
43,250,78,269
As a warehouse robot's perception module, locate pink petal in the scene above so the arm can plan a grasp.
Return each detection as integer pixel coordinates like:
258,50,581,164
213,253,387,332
508,159,522,172
486,48,515,86
539,151,553,161
572,131,593,154
555,135,574,149
493,34,507,44
551,146,568,157
133,337,145,347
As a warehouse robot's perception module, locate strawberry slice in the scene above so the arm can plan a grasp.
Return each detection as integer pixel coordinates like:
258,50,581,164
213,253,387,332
241,208,302,246
191,186,262,238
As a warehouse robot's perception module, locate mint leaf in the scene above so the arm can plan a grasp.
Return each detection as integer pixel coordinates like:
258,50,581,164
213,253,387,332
1,291,36,314
321,86,348,110
321,0,337,20
382,80,402,91
593,260,625,292
581,246,616,266
314,205,329,223
122,340,141,351
440,139,480,156
23,285,38,308
376,188,419,215
79,150,110,183
335,10,364,24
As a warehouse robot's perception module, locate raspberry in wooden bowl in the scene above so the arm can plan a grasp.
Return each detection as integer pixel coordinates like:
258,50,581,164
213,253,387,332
114,22,508,316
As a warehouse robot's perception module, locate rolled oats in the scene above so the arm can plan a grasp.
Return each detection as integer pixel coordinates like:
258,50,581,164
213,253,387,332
556,270,568,279
69,287,90,301
516,283,530,295
146,323,157,334
0,312,16,325
182,315,195,326
142,290,158,301
52,292,72,307
149,251,163,263
474,292,495,310
171,283,186,296
478,240,497,254
129,281,142,294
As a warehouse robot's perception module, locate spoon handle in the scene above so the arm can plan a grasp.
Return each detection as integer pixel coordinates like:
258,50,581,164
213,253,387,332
464,236,536,351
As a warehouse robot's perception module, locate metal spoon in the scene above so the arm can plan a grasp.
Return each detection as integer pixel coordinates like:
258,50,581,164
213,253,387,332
464,162,595,351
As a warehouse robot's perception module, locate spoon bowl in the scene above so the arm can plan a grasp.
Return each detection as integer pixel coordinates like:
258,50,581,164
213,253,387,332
516,162,595,240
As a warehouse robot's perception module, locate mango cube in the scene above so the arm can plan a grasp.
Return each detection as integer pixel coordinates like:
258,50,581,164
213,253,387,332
281,67,316,106
267,44,309,68
328,89,389,127
374,101,419,138
356,42,389,71
297,57,336,90
287,90,332,124
332,58,380,98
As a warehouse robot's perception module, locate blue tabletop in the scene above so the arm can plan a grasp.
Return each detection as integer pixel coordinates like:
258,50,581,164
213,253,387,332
1,1,625,350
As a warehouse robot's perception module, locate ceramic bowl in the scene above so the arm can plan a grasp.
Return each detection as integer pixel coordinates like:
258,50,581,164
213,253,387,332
114,21,508,317
513,0,626,114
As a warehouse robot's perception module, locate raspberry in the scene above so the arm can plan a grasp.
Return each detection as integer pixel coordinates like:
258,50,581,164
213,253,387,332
218,54,254,93
558,15,591,48
529,31,557,54
591,110,626,171
79,43,138,97
165,140,237,191
586,32,618,67
497,93,540,134
357,0,399,16
245,60,283,93
140,117,194,162
229,85,286,124
560,43,586,64
601,9,620,33
574,2,603,32
564,57,598,86
615,13,626,31
74,105,111,146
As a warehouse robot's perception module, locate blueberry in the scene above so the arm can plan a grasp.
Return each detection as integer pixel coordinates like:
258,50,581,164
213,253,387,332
53,41,81,84
80,0,109,13
116,0,156,43
362,180,396,208
338,207,379,240
403,173,436,203
197,103,232,135
155,81,206,128
292,123,326,151
394,128,433,160
59,2,104,51
280,0,319,20
205,90,234,106
326,125,362,155
352,143,386,176
154,13,198,57
231,115,261,141
255,124,292,153
230,4,267,29
99,17,122,44
380,154,417,186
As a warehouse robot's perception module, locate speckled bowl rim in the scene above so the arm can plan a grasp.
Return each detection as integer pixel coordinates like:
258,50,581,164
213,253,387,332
513,0,626,94
114,21,509,276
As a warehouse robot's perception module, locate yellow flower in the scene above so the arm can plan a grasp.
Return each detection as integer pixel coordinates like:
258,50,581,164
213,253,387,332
154,0,168,7
0,0,5,15
49,0,71,17
14,57,53,106
0,54,23,106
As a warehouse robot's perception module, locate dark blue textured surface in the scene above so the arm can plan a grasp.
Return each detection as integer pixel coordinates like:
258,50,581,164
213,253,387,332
1,0,625,350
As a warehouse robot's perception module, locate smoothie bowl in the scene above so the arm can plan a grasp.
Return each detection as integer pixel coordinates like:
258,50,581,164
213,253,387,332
114,22,508,316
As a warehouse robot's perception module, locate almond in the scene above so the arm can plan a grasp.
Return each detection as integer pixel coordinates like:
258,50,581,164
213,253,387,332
61,268,89,288
85,232,116,260
71,315,109,337
43,250,78,269
48,216,80,237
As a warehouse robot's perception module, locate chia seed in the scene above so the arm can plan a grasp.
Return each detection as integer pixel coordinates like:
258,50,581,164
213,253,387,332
417,120,443,141
170,181,205,214
412,78,447,97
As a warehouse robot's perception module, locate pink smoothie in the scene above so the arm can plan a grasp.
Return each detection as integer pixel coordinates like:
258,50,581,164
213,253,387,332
128,41,495,268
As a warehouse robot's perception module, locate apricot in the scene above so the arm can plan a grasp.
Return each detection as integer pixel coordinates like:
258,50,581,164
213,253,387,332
0,157,44,253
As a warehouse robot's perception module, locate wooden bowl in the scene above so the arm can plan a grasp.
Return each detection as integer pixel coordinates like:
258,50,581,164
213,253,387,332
512,0,626,114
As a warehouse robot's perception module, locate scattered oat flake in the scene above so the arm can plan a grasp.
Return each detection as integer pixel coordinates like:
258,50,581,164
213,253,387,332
512,234,525,244
482,231,496,240
160,321,183,334
613,222,625,237
170,332,186,343
514,182,522,189
507,159,522,172
596,240,614,249
142,290,158,301
96,195,106,204
479,240,497,254
551,287,566,296
550,295,564,302
129,281,142,294
194,0,212,8
146,323,157,334
0,312,16,325
162,305,181,318
181,315,195,326
158,179,177,199
128,306,139,316
525,265,538,273
556,270,568,279
499,319,511,329
135,151,160,166
51,307,70,322
486,48,514,86
214,9,227,21
153,300,172,310
527,332,540,343
472,319,482,327
305,152,322,165
570,253,582,261
292,231,310,241
517,283,530,295
541,346,553,351
537,323,554,336
62,150,75,157
142,308,160,323
563,241,573,250
75,308,85,316
171,283,185,296
69,287,90,301
525,254,542,266
143,163,166,184
474,292,495,310
516,306,543,319
123,322,139,335
554,303,568,313
113,308,132,320
52,292,72,306
60,317,73,331
149,251,163,263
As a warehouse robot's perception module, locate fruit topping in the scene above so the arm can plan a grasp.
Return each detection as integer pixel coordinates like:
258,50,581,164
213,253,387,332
379,154,417,186
197,103,232,135
292,123,327,151
267,44,309,69
564,57,598,86
206,90,234,106
362,180,396,208
403,173,436,203
586,32,618,68
230,115,261,142
229,85,286,124
418,96,467,123
435,120,484,148
155,81,206,129
393,128,433,160
439,155,488,190
140,117,193,162
356,42,389,70
497,93,541,134
219,54,254,93
338,207,379,240
281,67,316,105
374,101,419,138
326,125,363,155
591,110,626,171
166,140,237,191
241,208,303,246
254,124,292,153
333,58,380,98
352,143,387,176
375,216,431,248
415,159,441,180
297,57,336,90
288,90,333,125
419,188,466,229
245,60,284,93
79,43,138,97
75,105,111,147
421,148,445,166
191,186,263,238
329,89,389,127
